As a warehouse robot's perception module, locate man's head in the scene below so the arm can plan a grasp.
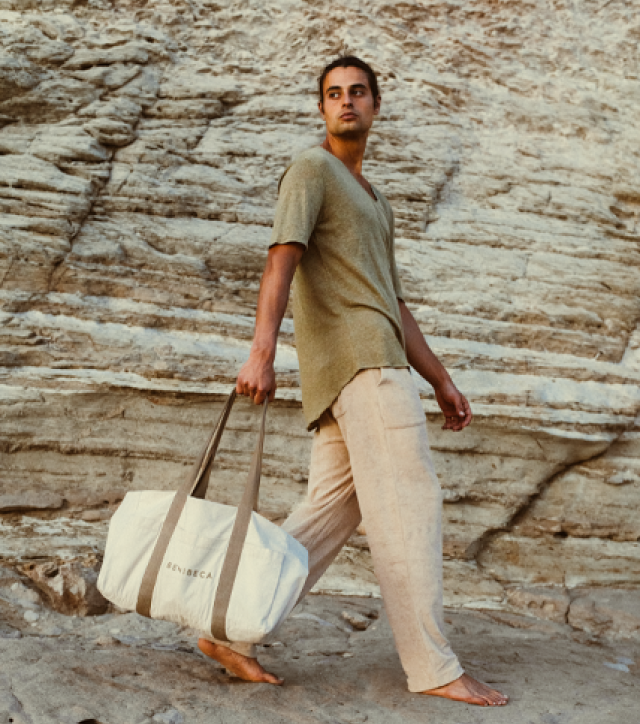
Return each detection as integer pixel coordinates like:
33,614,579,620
317,56,381,140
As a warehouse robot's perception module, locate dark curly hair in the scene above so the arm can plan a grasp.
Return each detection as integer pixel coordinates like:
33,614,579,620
317,56,380,107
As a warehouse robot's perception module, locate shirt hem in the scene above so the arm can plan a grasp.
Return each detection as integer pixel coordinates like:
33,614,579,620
305,363,411,432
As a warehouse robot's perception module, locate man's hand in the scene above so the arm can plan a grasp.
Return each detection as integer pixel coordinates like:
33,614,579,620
236,352,277,405
434,380,473,432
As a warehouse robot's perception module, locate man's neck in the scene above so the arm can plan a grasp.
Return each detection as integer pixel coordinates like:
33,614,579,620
321,134,368,176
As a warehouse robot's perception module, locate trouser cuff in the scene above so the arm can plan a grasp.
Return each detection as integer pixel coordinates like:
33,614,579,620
201,636,257,659
407,661,465,693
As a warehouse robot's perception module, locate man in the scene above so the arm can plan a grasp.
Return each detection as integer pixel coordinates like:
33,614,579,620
198,56,509,707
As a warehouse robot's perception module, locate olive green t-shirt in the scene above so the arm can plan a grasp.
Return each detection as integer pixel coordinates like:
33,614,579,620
269,146,409,431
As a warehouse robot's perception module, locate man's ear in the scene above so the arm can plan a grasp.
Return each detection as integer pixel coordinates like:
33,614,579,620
373,95,381,115
318,100,325,119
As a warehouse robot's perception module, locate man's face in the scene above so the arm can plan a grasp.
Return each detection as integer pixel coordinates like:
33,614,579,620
319,66,380,139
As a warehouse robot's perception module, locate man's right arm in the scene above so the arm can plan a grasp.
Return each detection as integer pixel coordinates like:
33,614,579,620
235,242,305,404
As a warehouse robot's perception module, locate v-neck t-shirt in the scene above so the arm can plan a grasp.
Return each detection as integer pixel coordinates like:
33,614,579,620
269,146,409,432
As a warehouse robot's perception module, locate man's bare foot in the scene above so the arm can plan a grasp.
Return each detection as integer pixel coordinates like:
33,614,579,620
197,638,283,685
422,672,508,707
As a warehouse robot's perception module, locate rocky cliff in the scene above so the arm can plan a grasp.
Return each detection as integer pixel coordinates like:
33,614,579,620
0,0,639,638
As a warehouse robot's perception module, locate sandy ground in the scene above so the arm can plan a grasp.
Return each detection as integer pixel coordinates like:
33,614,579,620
1,593,638,724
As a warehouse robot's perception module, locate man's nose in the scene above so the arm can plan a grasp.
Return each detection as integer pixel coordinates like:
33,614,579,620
342,94,354,106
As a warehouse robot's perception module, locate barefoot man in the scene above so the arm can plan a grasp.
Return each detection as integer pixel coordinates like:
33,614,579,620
199,56,509,707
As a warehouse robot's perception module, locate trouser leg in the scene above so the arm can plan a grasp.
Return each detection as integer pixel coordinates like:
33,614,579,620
207,407,360,658
332,367,463,692
281,408,362,600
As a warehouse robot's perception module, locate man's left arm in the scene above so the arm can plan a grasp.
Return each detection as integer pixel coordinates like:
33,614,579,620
398,299,472,432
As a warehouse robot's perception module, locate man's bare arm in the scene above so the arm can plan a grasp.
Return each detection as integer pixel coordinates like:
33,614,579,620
398,299,472,431
236,242,305,404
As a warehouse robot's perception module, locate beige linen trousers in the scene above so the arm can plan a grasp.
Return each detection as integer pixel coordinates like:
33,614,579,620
214,366,463,692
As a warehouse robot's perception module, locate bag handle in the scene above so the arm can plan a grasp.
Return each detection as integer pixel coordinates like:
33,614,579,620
136,389,269,641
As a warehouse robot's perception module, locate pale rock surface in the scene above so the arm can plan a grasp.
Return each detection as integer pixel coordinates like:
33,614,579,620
20,558,109,616
568,588,640,640
0,0,638,643
0,491,63,512
505,586,571,625
0,584,639,724
0,565,43,612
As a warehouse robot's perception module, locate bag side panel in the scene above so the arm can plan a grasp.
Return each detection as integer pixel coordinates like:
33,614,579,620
224,542,285,643
223,514,309,642
98,491,175,610
267,544,309,632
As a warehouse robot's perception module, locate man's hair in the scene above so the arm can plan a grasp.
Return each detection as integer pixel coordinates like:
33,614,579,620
317,55,380,106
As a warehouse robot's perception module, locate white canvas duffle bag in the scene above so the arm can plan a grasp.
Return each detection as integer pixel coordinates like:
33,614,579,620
97,390,309,644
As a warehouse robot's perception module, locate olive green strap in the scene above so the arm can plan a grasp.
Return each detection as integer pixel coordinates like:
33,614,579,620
210,397,268,640
136,389,264,620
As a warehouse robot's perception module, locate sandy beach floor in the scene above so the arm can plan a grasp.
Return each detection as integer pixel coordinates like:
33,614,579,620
1,593,638,724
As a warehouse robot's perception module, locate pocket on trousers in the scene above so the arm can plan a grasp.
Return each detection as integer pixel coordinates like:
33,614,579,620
376,367,426,429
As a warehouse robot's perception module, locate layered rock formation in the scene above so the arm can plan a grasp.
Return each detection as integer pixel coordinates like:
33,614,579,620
0,0,639,637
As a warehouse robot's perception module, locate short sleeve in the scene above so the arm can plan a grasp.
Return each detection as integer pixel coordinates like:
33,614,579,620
387,206,405,302
269,157,325,250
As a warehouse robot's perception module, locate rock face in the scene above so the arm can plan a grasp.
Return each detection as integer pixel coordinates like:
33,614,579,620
568,588,640,640
20,559,109,616
0,0,639,631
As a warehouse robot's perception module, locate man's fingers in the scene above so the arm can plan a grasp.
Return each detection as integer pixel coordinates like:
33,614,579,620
236,380,276,403
452,415,471,431
457,397,470,417
253,387,276,405
456,397,473,429
236,360,276,403
439,392,473,432
444,407,472,431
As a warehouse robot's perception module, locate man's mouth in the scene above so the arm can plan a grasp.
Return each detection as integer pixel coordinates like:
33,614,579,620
340,112,358,120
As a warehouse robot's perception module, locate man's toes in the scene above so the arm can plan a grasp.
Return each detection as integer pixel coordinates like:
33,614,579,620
487,690,508,706
470,683,504,707
466,687,491,706
265,672,284,685
245,661,283,685
258,667,284,685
